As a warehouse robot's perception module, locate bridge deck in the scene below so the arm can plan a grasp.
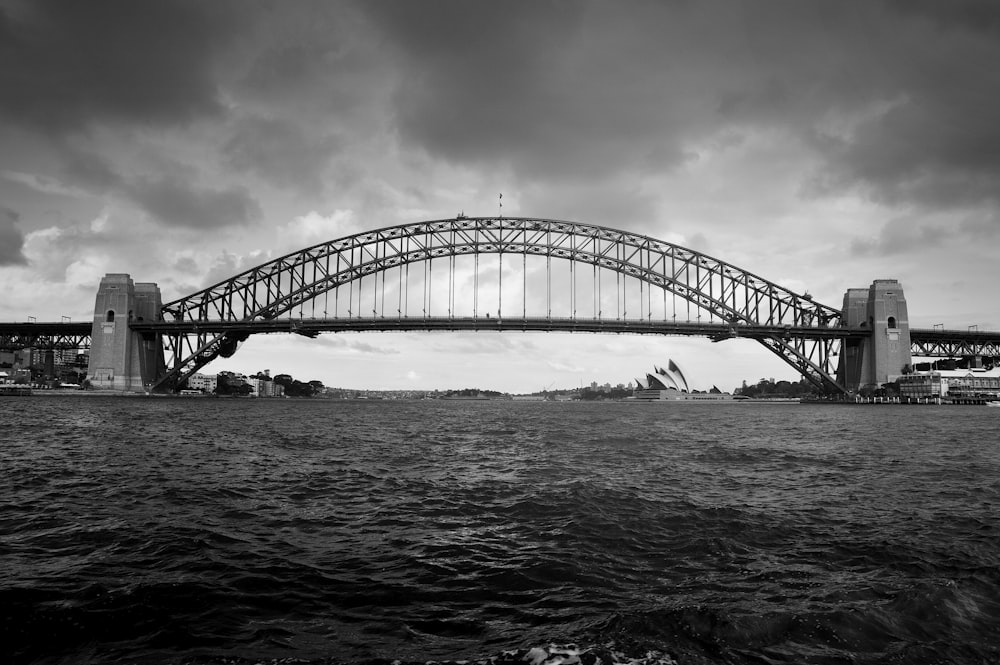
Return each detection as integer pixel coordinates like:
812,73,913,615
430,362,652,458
0,321,92,350
130,317,866,340
0,322,92,335
3,320,999,355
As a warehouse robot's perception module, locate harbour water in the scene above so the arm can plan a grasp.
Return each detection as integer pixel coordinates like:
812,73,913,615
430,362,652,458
2,397,998,664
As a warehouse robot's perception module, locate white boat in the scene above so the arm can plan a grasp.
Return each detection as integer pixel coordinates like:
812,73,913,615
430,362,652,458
987,401,1000,408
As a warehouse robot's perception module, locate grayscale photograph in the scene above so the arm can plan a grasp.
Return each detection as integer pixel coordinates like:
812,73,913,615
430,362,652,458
2,2,998,664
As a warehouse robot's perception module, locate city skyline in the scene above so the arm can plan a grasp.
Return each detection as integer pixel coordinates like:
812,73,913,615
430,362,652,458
2,1,999,393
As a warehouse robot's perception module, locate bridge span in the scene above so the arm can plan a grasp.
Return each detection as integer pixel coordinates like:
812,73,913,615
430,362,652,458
4,319,995,361
1,216,996,394
133,316,863,340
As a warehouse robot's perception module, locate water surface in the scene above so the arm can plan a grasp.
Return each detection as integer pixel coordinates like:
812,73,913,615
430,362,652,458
2,397,998,664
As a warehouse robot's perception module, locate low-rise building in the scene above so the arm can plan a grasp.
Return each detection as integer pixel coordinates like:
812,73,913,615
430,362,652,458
249,377,284,397
898,372,946,400
898,367,1000,401
945,368,1000,401
187,373,217,393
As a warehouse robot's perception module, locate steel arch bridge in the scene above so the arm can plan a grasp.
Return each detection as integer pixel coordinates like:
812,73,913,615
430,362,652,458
138,216,855,393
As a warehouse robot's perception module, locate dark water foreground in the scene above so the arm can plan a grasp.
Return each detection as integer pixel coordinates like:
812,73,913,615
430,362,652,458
2,397,998,664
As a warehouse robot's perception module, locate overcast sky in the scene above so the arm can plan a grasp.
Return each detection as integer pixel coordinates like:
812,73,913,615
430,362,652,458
2,0,998,392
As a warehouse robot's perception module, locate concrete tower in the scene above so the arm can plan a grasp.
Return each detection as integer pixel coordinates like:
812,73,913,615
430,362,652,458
87,274,165,391
837,279,912,392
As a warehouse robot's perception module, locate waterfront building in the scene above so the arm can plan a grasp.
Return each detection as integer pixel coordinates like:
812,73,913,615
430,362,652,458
0,368,31,384
635,360,690,394
941,368,1000,401
898,372,946,400
187,373,217,393
249,377,285,397
633,360,741,401
898,367,1000,401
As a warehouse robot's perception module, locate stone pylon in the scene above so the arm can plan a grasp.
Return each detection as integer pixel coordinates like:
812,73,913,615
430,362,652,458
86,274,165,392
837,279,912,392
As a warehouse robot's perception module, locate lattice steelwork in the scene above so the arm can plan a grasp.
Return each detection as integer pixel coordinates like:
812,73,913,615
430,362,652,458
0,322,92,351
152,217,849,393
910,330,1000,360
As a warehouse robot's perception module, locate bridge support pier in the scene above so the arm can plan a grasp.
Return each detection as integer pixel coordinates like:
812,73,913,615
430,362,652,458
837,279,912,393
86,274,165,392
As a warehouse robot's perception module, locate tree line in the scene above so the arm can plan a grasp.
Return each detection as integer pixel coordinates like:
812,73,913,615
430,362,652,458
212,371,325,397
734,377,816,398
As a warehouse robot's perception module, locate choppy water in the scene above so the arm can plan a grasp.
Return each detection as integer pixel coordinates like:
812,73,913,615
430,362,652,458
2,396,999,665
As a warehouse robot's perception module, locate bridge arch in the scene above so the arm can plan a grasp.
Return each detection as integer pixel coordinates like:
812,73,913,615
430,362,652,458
154,217,847,392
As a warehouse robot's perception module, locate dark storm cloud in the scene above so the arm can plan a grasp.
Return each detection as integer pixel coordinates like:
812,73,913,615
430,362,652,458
360,0,1000,213
887,0,1000,35
57,147,124,192
235,4,388,116
849,216,951,257
518,181,661,230
812,96,1000,209
223,115,341,193
362,0,683,178
6,0,1000,234
360,1,822,173
125,175,261,229
0,0,241,131
44,147,261,229
806,1,1000,210
0,207,28,265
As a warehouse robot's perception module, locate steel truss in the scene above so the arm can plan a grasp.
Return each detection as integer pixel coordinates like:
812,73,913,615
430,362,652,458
910,329,1000,361
0,322,92,351
152,217,849,393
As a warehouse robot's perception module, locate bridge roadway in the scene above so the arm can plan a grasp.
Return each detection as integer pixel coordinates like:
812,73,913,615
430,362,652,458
132,316,865,340
0,321,92,350
2,319,999,359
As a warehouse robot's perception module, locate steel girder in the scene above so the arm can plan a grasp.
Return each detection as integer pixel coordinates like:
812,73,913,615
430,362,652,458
139,318,858,339
152,217,849,393
0,322,92,351
909,329,1000,361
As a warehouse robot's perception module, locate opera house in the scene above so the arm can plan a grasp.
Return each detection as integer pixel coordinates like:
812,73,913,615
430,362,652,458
632,360,743,401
